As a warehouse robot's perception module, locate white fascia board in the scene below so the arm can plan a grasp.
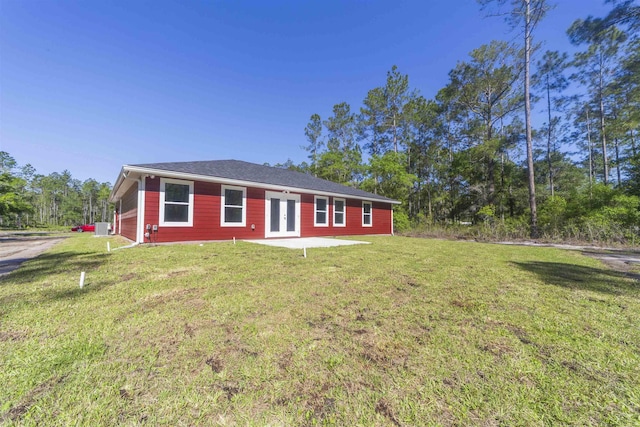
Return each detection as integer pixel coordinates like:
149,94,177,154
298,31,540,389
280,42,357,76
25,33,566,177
109,174,140,203
109,167,141,203
108,167,126,203
120,165,402,205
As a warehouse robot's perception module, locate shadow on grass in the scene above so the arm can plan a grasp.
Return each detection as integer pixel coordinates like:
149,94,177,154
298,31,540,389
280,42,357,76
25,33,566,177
1,251,109,286
512,261,639,296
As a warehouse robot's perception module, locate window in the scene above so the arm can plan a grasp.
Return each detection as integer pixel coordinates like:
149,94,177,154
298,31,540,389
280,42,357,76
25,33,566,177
362,201,372,227
160,178,194,227
221,185,246,226
333,198,346,227
314,196,328,226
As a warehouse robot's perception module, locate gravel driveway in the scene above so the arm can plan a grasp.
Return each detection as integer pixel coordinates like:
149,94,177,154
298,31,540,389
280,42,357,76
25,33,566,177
0,233,65,277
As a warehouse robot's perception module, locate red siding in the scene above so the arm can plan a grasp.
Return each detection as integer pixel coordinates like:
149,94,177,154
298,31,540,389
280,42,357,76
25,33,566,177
300,195,392,237
140,176,393,243
120,183,138,241
143,177,265,243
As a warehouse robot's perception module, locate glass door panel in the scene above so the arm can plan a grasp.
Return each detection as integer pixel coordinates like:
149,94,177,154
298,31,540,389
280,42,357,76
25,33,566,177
270,198,280,232
286,199,296,232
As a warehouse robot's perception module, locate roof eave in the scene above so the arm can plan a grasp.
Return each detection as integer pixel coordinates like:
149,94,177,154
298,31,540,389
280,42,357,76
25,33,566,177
108,167,126,203
116,165,401,204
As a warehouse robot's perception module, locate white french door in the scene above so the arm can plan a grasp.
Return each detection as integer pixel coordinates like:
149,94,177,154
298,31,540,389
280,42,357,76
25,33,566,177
265,191,300,238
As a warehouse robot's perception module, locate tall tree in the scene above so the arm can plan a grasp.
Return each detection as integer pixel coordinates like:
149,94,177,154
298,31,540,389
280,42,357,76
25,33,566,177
0,153,31,226
381,66,416,154
580,0,640,34
303,114,323,176
318,102,362,185
533,50,569,196
0,151,17,173
408,96,450,221
358,87,387,156
568,20,627,185
478,0,551,237
82,179,99,224
444,40,523,211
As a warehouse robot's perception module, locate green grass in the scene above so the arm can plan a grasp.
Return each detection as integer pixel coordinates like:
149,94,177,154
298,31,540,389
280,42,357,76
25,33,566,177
1,235,639,426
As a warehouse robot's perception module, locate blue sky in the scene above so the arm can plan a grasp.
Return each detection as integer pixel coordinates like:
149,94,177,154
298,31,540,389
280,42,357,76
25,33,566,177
0,0,612,184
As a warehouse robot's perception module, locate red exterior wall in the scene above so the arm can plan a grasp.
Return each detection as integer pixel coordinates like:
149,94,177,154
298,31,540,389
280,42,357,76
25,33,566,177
143,177,266,243
141,176,393,243
299,195,392,237
120,183,138,241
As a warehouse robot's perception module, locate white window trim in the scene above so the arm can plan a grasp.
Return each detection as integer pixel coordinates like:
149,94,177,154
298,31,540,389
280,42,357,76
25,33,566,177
362,201,373,227
221,185,246,227
159,177,194,227
314,195,329,227
333,198,346,227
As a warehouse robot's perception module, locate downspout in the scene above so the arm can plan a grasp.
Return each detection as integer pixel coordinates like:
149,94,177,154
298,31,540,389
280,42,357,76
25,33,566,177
118,200,122,235
391,208,394,236
136,177,146,243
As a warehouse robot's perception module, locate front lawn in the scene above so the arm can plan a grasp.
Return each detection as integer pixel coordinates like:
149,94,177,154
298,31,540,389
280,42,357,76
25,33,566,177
1,235,639,425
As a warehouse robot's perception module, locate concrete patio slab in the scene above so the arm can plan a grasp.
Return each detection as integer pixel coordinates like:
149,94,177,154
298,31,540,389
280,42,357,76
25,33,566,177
245,237,370,249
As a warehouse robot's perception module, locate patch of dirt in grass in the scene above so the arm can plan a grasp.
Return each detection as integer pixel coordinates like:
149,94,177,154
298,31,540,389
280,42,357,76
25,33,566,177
406,324,432,345
0,329,27,342
375,398,401,426
206,355,224,373
485,319,533,345
183,323,194,338
298,382,336,426
220,383,241,400
533,344,602,383
2,375,67,422
307,396,336,425
442,376,458,387
139,287,205,313
155,268,193,280
401,274,420,288
504,324,532,345
120,273,137,282
278,349,294,371
450,298,482,313
480,339,514,357
359,339,409,370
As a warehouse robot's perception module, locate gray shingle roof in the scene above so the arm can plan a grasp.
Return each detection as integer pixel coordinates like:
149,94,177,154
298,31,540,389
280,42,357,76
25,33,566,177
130,159,398,203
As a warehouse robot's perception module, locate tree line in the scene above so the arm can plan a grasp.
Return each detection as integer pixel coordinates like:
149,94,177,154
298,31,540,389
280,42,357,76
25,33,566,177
279,0,639,242
0,151,112,228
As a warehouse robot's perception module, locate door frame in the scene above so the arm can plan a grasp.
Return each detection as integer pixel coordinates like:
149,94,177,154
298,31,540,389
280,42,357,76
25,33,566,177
264,191,301,238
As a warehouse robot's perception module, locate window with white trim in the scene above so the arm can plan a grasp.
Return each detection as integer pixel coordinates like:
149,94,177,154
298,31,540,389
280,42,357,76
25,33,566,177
221,185,246,226
333,198,346,227
160,178,194,227
362,201,372,227
314,196,328,227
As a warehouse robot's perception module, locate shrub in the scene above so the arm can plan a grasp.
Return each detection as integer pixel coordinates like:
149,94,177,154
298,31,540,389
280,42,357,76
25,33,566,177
393,209,411,233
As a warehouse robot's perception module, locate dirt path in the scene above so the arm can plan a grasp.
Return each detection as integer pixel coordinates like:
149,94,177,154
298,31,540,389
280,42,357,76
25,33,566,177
0,234,66,277
497,241,640,280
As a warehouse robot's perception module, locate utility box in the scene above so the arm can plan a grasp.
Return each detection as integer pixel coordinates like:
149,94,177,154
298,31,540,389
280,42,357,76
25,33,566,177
95,222,110,236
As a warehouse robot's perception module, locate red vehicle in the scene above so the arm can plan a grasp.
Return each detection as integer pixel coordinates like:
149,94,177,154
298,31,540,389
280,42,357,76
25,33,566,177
71,224,95,232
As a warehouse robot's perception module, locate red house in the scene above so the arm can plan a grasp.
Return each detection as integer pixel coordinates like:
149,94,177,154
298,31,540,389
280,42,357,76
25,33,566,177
109,160,400,244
